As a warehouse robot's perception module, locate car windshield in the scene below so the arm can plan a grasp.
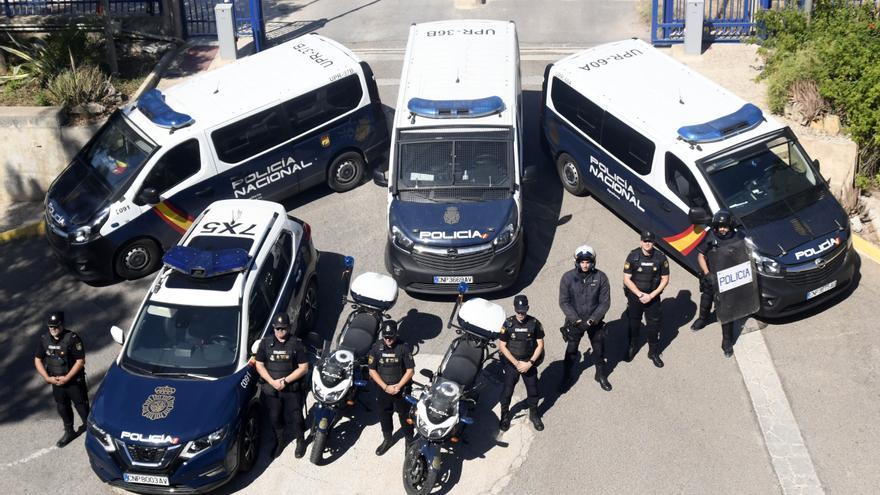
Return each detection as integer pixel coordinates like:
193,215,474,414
702,135,820,218
122,303,240,378
396,130,512,200
81,112,157,193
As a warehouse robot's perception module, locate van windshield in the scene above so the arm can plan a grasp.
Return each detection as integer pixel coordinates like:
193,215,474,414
702,136,820,218
81,111,157,194
121,303,240,379
396,130,513,201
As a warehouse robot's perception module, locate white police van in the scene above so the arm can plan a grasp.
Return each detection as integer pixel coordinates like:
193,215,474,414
85,199,318,493
45,33,387,283
381,19,527,294
541,38,856,317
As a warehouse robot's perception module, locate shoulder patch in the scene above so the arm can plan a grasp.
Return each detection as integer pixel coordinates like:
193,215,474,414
663,260,669,267
624,262,630,270
368,355,374,365
75,342,83,351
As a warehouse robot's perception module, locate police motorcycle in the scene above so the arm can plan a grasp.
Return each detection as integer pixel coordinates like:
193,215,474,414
309,258,400,465
401,284,505,495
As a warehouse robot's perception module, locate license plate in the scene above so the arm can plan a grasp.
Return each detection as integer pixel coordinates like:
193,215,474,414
123,473,169,486
433,276,473,284
806,280,837,300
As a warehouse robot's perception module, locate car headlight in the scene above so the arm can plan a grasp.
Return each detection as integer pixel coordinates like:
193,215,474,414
745,236,782,276
87,419,115,452
391,225,414,250
493,223,516,249
71,207,109,245
180,427,227,459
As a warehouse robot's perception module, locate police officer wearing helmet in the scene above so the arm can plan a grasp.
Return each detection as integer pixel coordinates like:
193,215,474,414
558,245,612,392
498,295,545,432
623,231,670,368
33,311,90,448
368,320,415,456
255,313,310,458
692,210,740,357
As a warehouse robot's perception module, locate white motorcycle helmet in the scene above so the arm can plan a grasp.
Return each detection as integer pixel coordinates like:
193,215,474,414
574,244,596,270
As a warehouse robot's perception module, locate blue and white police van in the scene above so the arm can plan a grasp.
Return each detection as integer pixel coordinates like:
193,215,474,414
541,38,857,317
381,20,527,294
86,199,318,493
45,33,387,284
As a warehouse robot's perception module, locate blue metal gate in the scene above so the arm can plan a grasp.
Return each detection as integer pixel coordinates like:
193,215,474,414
651,0,757,45
180,0,250,37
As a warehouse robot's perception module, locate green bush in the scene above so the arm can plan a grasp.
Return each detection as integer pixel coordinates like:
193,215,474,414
0,27,102,87
46,65,111,107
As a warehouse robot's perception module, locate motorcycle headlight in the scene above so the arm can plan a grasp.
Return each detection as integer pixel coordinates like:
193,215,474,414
87,419,115,452
312,372,350,404
493,223,517,250
415,400,457,440
71,207,109,245
391,225,414,251
180,427,227,459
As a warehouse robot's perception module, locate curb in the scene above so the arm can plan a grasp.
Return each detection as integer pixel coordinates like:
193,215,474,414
0,220,45,245
853,234,880,266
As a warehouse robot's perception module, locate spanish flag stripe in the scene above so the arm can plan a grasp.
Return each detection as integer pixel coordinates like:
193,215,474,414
153,202,193,234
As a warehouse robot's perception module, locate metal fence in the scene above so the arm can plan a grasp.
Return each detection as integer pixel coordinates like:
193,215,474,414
2,0,162,17
180,0,252,37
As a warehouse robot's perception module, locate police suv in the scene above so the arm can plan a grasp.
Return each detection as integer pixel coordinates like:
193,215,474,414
45,33,387,284
541,38,856,317
380,19,527,294
85,199,318,493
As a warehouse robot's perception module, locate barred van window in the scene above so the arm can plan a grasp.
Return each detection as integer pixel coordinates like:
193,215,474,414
212,108,290,164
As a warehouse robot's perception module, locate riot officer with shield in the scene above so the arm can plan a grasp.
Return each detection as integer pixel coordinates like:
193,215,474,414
255,313,310,458
368,320,415,456
623,231,670,367
498,295,545,432
34,311,90,448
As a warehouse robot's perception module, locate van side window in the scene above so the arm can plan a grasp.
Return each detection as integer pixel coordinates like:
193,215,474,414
665,152,707,208
247,287,270,352
285,74,363,137
262,234,292,306
550,77,602,142
600,112,655,175
212,107,290,164
140,139,201,196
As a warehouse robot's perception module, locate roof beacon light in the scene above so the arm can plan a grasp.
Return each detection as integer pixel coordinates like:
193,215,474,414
407,96,504,120
137,89,195,130
162,246,250,278
677,103,764,144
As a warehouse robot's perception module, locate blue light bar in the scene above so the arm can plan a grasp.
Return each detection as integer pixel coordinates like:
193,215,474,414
162,246,250,278
137,89,194,130
407,96,504,119
677,103,764,144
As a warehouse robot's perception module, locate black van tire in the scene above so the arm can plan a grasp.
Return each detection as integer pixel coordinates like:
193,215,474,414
556,153,588,196
237,405,261,473
115,238,162,280
328,151,365,192
299,277,319,334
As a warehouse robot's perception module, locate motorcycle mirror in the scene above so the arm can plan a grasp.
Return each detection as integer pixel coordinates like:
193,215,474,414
405,395,418,405
250,340,261,355
420,368,435,380
461,416,474,425
354,380,368,387
110,325,124,345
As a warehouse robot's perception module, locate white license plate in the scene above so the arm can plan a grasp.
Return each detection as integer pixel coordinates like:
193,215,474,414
806,280,837,300
123,473,169,486
433,276,473,284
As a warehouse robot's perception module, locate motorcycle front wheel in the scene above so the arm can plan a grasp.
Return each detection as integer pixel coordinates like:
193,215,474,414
402,441,438,495
310,428,328,465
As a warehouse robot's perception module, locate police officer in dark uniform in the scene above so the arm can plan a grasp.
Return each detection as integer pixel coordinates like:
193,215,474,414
559,245,612,392
498,295,545,432
34,311,90,448
691,210,740,357
368,320,415,456
623,231,670,368
255,313,310,459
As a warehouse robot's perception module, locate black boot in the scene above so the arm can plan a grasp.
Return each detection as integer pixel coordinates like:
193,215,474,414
690,318,707,331
56,425,75,448
375,433,393,456
625,340,637,362
528,407,544,432
594,365,612,392
499,406,512,431
647,348,664,368
404,427,414,446
722,342,734,358
294,434,306,459
272,431,285,458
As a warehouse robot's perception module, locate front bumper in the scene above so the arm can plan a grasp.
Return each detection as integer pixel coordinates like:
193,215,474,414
86,430,239,494
45,219,118,283
756,244,857,318
385,235,525,295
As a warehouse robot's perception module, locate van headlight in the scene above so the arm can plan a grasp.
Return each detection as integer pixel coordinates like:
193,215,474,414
493,223,517,250
745,237,782,276
180,427,227,459
71,207,109,245
391,225,414,251
87,419,116,452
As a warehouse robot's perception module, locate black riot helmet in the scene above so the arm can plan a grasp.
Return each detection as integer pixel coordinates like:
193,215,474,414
381,320,399,340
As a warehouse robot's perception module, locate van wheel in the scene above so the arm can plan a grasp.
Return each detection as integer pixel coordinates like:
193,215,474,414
115,238,162,280
237,405,260,473
328,151,365,192
556,153,588,196
299,278,319,334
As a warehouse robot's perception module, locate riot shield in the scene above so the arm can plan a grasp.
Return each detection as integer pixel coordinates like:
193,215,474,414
707,237,761,324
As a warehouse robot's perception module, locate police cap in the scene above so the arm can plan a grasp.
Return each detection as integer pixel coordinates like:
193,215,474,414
381,320,399,340
272,313,291,329
641,231,656,242
46,311,64,327
513,295,529,313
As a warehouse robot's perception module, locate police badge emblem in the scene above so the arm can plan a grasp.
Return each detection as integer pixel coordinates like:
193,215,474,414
142,386,176,420
444,206,460,225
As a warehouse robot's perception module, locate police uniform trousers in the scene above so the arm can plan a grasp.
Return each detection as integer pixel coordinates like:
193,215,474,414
52,375,90,428
500,360,539,409
563,322,606,375
375,384,413,437
698,276,734,348
626,291,662,351
262,385,304,438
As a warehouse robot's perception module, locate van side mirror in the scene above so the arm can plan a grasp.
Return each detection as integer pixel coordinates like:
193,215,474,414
110,325,124,345
522,165,537,183
136,187,160,206
812,158,820,172
372,168,388,188
420,368,434,380
251,340,261,355
688,206,711,225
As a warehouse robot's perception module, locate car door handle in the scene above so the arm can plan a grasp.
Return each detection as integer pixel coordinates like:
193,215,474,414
195,186,214,197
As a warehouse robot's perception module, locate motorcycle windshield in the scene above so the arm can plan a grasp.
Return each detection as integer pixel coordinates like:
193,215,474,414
424,379,460,424
320,350,352,388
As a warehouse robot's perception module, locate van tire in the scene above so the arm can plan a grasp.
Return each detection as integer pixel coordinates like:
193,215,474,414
115,238,162,280
328,151,365,192
299,277,319,334
556,153,588,196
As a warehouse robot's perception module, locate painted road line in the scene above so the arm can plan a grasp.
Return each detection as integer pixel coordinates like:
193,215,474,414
1,447,57,470
736,331,824,495
853,234,880,265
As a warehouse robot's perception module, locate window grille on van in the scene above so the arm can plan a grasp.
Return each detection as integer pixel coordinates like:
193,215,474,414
400,188,511,203
397,130,513,191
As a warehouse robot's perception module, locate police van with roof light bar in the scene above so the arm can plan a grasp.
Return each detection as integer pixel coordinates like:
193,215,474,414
45,33,387,284
541,38,857,317
85,199,318,493
379,19,528,294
